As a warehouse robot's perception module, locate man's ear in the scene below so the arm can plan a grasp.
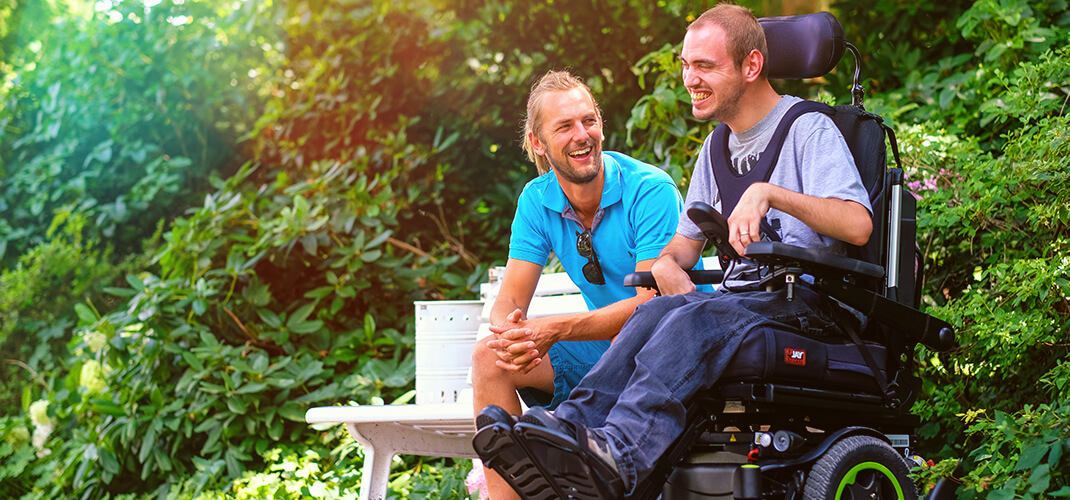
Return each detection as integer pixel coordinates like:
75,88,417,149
742,49,764,82
529,131,546,156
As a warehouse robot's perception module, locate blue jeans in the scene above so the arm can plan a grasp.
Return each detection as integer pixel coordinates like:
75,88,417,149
552,285,836,494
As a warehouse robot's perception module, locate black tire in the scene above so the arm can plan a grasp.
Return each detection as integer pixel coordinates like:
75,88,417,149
803,435,918,500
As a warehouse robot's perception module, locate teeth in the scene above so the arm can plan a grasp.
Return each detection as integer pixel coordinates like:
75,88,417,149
690,89,711,101
568,147,592,157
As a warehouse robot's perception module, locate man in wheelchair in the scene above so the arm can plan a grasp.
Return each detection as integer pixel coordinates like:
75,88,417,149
474,4,955,499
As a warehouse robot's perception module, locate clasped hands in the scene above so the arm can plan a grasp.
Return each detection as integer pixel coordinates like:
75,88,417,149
486,308,553,375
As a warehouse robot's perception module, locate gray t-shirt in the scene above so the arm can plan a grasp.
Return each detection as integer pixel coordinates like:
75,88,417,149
678,95,872,284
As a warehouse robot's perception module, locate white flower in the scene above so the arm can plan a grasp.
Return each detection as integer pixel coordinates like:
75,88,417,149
28,400,55,458
29,400,50,427
32,424,53,458
81,360,107,395
85,330,108,352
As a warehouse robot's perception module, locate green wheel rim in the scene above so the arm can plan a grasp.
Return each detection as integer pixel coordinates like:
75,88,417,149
835,461,904,500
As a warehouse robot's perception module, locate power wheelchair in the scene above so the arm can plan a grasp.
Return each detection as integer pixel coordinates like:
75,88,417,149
610,12,958,500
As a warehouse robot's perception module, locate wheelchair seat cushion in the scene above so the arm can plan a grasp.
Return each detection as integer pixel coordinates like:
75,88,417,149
721,327,889,394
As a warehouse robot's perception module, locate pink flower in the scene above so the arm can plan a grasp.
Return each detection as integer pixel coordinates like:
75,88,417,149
466,459,490,500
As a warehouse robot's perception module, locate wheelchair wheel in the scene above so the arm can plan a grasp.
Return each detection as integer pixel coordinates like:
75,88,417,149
803,435,917,500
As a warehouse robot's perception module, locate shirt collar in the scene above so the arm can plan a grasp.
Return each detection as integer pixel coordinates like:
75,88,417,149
540,152,623,214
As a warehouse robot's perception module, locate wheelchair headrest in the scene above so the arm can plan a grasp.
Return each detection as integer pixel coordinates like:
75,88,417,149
759,12,845,80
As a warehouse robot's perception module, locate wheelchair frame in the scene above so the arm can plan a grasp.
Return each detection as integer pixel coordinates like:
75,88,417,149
620,12,956,500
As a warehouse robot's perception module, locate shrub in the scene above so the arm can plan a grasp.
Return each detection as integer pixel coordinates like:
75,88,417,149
903,44,1070,498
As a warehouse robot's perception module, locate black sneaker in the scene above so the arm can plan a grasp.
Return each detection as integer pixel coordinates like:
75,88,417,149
514,410,626,499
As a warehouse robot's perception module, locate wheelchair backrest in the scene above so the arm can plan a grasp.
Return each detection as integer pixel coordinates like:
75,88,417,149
758,12,916,307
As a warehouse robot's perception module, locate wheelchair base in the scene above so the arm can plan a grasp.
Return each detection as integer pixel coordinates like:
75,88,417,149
661,427,919,500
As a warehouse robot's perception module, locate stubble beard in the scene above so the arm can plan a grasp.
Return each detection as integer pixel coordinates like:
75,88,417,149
546,143,603,185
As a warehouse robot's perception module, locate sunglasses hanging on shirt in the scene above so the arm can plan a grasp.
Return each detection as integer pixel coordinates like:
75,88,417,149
575,228,605,285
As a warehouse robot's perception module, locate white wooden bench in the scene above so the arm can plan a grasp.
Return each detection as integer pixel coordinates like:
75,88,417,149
305,259,717,500
305,266,588,500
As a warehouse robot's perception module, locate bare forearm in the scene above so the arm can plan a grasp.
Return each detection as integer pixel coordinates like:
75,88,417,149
765,185,872,245
489,296,525,325
537,291,654,342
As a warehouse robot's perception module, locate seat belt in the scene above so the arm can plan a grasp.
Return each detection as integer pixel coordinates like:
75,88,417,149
709,100,834,219
708,100,831,269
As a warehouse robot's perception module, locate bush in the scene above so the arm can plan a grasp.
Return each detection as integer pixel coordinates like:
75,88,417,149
0,0,279,266
903,44,1070,498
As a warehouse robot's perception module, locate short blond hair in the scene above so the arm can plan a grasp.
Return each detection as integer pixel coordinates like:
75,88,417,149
522,70,602,175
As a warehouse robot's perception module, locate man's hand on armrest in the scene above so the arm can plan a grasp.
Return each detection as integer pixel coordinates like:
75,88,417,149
651,234,706,296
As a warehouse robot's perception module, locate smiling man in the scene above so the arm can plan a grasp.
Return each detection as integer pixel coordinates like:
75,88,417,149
469,70,693,500
473,5,874,499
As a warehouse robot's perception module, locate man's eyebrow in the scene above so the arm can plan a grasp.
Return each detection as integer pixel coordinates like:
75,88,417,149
679,55,716,66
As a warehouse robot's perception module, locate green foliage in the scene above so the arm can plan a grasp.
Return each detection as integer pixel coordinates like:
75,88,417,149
0,0,282,266
0,213,128,417
843,0,1070,147
625,40,709,188
2,0,1067,498
18,153,480,497
959,404,1070,498
0,415,37,498
186,426,366,500
900,43,1070,497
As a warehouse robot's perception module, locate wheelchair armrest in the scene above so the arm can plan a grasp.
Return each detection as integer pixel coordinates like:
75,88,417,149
624,270,726,289
743,242,954,351
744,241,884,280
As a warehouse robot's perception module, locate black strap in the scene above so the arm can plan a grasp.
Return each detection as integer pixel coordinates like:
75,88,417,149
710,100,834,217
848,294,894,400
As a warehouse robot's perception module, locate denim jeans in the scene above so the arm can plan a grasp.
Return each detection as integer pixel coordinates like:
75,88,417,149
553,285,836,495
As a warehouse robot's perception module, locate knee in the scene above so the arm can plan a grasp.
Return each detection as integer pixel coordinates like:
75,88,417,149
634,293,690,317
471,338,501,383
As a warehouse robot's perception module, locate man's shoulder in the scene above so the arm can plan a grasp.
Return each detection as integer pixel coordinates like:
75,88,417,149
604,151,673,185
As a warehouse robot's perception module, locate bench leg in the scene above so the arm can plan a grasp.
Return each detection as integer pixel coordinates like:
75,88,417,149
349,423,395,500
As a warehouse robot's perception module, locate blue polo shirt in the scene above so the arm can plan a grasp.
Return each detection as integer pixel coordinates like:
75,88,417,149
509,151,687,310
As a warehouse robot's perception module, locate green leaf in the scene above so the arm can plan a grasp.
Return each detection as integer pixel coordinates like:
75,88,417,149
289,319,324,334
235,382,268,394
300,233,318,255
89,399,126,417
364,313,376,340
226,397,248,415
304,286,334,299
278,402,307,422
365,229,393,249
139,426,157,462
181,351,205,372
99,447,120,475
257,309,282,328
360,249,382,262
1027,464,1050,494
286,303,315,329
1017,443,1048,470
74,303,98,324
153,446,173,471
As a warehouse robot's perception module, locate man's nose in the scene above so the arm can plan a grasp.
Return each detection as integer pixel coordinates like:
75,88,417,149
570,122,591,143
682,66,697,87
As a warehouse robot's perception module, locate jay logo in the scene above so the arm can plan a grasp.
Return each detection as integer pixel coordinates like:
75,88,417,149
785,348,806,366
